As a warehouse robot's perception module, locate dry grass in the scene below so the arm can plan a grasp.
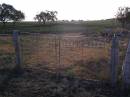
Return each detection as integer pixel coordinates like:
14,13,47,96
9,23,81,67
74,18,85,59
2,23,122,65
1,34,128,97
0,45,14,53
0,35,14,53
20,34,110,80
0,34,110,80
0,35,15,69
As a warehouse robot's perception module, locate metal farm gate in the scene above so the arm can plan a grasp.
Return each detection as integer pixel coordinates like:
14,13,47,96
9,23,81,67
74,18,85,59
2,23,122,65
1,31,128,86
19,33,110,80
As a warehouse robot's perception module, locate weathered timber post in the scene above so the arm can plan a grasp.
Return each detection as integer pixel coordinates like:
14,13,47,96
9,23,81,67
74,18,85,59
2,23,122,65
122,40,130,89
13,31,21,71
110,34,119,87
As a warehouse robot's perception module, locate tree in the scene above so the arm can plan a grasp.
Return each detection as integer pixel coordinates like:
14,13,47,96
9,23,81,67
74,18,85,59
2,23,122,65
46,11,57,22
0,3,14,25
11,10,25,24
0,3,25,25
34,11,48,24
34,10,58,24
116,7,130,28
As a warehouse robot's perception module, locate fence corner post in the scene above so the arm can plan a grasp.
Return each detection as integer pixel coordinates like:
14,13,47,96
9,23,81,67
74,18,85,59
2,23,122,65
13,30,21,72
122,40,130,89
110,34,119,87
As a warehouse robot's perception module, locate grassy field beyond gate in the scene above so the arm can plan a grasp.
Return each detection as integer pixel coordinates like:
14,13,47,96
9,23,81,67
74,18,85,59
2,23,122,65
19,33,110,80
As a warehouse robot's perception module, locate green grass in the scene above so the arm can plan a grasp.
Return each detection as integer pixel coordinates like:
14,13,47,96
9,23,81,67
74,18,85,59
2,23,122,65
0,19,120,35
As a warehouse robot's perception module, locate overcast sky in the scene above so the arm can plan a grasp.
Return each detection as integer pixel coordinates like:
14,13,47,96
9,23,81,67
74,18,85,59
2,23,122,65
0,0,130,21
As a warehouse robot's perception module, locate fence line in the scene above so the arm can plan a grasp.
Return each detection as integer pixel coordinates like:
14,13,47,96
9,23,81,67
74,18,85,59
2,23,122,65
11,32,122,84
2,30,130,88
17,33,110,79
20,34,106,63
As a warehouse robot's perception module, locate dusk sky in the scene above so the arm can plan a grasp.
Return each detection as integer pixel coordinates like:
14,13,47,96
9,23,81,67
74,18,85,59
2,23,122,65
0,0,130,21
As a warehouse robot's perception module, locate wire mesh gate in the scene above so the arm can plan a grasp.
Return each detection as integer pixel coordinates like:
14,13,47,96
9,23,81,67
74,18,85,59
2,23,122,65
20,33,110,80
1,32,129,86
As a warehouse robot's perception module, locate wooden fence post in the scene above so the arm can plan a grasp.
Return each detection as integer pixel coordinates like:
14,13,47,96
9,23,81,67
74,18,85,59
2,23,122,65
122,40,130,89
110,34,119,87
13,31,21,71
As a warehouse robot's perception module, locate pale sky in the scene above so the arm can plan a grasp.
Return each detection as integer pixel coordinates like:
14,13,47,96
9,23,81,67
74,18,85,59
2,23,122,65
0,0,130,21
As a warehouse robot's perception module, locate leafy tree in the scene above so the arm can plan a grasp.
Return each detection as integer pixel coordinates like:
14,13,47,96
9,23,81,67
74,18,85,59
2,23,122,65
34,10,58,24
34,11,48,23
0,3,25,25
0,3,14,25
11,10,25,24
46,11,57,22
116,7,130,28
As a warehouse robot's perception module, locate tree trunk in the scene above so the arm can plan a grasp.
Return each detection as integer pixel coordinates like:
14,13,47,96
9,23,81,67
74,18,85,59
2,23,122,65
43,19,46,24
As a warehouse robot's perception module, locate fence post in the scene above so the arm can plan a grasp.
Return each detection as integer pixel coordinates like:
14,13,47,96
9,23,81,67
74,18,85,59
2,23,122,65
13,31,21,71
110,34,119,87
58,35,61,70
122,40,130,89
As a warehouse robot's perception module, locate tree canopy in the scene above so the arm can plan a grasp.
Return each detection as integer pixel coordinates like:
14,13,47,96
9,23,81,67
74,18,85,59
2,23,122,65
34,10,58,24
116,7,130,28
0,3,25,25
